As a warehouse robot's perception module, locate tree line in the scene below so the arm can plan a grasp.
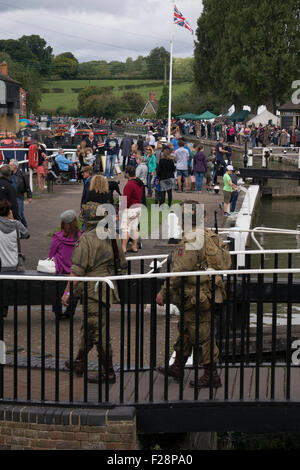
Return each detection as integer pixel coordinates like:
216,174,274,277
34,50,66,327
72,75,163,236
0,34,193,115
1,1,299,119
193,0,300,114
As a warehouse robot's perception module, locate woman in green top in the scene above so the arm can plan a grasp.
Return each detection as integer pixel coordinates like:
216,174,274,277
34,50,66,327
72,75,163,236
145,145,156,197
222,165,236,216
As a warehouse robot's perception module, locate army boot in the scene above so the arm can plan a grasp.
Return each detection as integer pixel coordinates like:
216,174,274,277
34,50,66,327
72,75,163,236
189,363,222,388
65,350,85,377
88,348,116,384
157,353,188,381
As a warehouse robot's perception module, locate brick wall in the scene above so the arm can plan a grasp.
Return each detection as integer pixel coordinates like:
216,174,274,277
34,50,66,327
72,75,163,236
0,113,19,134
0,405,138,450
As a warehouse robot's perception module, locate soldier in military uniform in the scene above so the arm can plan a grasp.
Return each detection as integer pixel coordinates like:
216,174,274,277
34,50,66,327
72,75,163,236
156,201,231,388
62,201,127,383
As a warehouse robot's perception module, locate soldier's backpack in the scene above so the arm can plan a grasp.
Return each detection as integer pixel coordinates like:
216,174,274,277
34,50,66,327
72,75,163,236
202,230,231,271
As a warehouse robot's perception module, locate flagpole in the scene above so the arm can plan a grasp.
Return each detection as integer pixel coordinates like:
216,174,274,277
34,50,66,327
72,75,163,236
167,0,175,143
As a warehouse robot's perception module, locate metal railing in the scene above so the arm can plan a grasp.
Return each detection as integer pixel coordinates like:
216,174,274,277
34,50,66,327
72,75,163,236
0,250,300,408
245,146,300,168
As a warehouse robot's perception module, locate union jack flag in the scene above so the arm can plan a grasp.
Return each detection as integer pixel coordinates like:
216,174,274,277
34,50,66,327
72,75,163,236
174,5,194,34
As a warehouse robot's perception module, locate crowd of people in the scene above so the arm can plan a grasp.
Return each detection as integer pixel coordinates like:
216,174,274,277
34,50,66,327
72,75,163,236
0,125,240,389
176,118,300,149
0,128,240,285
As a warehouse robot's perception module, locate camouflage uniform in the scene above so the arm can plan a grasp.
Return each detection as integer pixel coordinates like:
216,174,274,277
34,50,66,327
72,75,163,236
159,228,226,365
71,203,127,355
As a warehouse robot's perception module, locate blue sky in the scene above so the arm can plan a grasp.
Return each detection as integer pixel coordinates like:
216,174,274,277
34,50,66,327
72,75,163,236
0,0,202,62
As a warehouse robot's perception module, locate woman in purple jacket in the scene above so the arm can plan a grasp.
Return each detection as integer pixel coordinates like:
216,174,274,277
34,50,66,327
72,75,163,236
49,209,81,319
193,145,208,192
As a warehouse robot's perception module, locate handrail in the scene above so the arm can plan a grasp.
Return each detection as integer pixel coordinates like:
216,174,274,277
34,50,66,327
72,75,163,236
1,267,300,284
125,248,300,262
0,274,114,289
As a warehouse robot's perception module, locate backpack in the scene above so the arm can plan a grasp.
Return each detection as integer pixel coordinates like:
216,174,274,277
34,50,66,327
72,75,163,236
202,230,231,271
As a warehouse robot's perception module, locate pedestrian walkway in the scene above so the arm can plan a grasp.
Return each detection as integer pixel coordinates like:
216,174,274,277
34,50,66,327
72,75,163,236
22,176,235,266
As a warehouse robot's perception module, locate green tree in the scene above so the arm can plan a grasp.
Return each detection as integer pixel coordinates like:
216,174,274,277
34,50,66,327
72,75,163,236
120,91,144,115
146,47,170,80
0,51,42,115
0,39,39,70
53,53,79,79
133,55,148,78
18,35,53,75
81,93,121,118
78,86,121,117
109,61,126,77
172,85,221,116
194,0,300,113
78,61,111,79
173,58,194,82
156,86,169,118
57,52,78,63
15,66,42,115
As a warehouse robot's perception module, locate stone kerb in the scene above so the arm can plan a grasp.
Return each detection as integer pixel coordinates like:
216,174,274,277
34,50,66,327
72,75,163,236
0,405,138,450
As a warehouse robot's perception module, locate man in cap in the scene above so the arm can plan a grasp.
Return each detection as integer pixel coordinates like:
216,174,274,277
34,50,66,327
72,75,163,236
55,148,76,182
62,201,127,383
156,201,231,388
80,166,93,207
222,165,237,217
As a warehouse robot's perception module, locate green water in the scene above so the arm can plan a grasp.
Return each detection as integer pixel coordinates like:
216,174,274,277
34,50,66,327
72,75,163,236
248,193,300,325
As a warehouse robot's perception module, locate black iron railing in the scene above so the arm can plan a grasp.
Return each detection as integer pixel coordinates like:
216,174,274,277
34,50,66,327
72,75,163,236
0,250,300,408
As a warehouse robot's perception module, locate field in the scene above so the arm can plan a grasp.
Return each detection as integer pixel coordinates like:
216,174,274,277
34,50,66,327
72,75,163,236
40,79,191,114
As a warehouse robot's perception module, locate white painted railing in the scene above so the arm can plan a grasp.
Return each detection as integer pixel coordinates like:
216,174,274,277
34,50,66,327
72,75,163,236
0,266,300,284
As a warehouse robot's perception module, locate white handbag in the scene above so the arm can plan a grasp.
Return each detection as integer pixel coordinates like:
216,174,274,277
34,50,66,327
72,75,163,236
37,258,56,274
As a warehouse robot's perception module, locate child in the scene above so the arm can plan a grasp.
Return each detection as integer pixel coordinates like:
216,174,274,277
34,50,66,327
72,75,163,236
127,151,138,168
153,175,162,205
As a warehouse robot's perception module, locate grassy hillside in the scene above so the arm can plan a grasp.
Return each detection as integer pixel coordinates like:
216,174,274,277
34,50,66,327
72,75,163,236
40,79,191,114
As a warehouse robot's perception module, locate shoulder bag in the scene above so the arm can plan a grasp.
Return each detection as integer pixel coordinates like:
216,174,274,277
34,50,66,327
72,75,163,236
111,238,125,303
37,258,56,274
16,227,26,273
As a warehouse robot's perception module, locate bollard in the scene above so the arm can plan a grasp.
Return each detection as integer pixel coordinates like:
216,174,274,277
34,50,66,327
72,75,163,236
167,211,181,244
29,168,33,192
262,148,270,168
247,149,253,167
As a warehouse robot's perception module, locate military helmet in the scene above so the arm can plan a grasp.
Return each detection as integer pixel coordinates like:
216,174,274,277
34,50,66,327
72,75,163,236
79,201,106,224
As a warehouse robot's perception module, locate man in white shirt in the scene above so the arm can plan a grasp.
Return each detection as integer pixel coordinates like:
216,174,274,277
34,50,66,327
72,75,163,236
147,131,156,147
175,139,189,191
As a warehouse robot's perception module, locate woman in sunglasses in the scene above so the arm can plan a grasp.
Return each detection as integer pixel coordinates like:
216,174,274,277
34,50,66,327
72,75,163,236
145,146,156,197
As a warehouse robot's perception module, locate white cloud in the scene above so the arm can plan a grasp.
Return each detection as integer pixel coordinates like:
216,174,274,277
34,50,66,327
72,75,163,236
0,0,202,61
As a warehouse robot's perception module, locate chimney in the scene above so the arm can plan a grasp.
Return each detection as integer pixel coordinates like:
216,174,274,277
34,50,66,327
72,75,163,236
149,91,156,102
0,62,8,76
